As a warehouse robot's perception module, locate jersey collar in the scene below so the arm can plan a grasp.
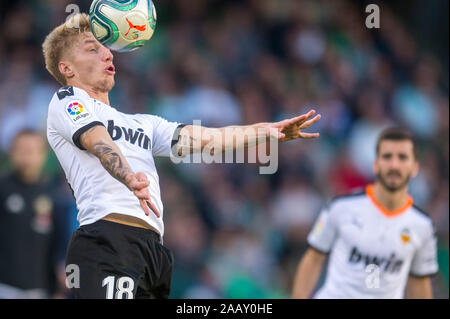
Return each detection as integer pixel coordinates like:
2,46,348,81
365,184,413,218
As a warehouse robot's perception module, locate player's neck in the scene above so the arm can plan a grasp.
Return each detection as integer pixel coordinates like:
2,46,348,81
68,82,110,105
372,182,409,211
86,89,110,105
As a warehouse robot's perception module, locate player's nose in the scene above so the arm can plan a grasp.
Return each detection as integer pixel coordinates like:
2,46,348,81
101,46,114,62
389,157,402,169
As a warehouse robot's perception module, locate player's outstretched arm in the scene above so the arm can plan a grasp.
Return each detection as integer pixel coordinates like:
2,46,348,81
174,109,321,156
80,125,160,217
292,247,327,299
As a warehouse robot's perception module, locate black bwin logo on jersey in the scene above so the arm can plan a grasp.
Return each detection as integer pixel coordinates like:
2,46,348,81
107,120,151,150
349,247,404,273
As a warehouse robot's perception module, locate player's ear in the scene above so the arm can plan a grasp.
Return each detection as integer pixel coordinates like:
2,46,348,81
411,160,419,178
58,61,74,79
372,157,379,176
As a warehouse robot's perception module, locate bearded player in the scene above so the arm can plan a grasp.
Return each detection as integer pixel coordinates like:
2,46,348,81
43,14,321,298
292,127,438,299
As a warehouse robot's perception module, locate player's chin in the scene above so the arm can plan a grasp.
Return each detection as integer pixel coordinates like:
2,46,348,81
380,176,408,192
108,77,115,89
104,77,115,90
95,78,115,93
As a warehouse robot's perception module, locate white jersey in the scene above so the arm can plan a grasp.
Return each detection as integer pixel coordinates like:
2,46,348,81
47,86,183,237
307,184,438,299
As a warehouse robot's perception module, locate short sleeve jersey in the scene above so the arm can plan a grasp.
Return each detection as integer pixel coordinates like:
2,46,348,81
46,86,183,236
307,185,439,299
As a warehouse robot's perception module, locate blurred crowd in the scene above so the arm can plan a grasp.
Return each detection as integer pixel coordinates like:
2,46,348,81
0,0,448,298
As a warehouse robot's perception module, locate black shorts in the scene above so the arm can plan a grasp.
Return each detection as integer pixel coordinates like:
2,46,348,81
65,219,173,299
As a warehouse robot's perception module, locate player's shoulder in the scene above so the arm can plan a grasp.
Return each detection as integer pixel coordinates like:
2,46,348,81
50,86,92,106
326,188,367,210
48,86,98,126
133,113,178,129
55,86,75,100
409,204,434,227
134,113,164,123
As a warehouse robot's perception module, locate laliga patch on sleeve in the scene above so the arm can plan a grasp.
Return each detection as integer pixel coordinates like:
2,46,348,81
65,100,92,123
57,86,74,100
311,214,326,236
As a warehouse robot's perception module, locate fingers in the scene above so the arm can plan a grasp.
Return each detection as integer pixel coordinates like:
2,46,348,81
139,199,150,216
131,179,150,190
139,196,160,218
134,188,150,201
128,172,150,192
296,113,321,139
288,109,316,126
299,114,321,129
132,173,160,218
146,199,161,218
133,172,150,189
135,172,148,181
298,132,320,139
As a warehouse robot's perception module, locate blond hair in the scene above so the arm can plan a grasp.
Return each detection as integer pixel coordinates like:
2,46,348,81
42,13,91,86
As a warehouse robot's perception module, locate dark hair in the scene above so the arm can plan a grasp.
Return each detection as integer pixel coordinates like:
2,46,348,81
10,128,44,149
376,127,417,158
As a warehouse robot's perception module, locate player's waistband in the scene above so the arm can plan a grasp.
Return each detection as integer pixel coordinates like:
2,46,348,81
100,214,162,243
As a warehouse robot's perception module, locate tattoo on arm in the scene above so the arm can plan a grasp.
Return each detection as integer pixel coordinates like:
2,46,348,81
91,141,133,186
177,134,197,156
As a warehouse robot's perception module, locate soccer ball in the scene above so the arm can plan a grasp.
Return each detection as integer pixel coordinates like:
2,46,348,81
89,0,157,52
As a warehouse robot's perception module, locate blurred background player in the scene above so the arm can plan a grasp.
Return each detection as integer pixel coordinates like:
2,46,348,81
0,129,69,298
292,128,438,299
0,0,448,298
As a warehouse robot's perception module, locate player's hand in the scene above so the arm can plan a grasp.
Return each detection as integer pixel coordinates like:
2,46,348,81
270,109,321,142
125,172,161,218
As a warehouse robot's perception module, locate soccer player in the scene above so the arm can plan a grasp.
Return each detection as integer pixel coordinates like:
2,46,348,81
42,14,321,299
291,127,439,299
